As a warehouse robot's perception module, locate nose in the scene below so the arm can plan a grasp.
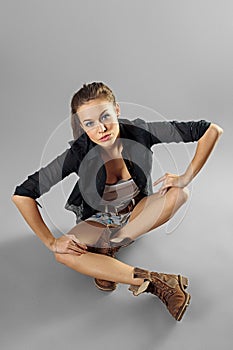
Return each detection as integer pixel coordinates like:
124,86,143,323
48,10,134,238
97,121,107,132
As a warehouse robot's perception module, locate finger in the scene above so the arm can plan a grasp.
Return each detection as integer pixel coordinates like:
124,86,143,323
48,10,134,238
160,181,173,190
72,240,88,250
153,174,167,186
160,184,173,194
76,248,88,254
159,188,168,196
68,243,87,254
65,234,87,250
66,234,80,242
67,247,86,255
67,235,88,249
159,186,165,194
65,234,79,241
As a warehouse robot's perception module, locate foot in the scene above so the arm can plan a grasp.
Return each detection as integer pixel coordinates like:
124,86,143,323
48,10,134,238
86,226,119,292
129,267,191,321
86,226,134,292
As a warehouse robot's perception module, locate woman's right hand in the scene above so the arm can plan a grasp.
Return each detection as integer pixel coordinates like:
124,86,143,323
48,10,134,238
52,234,88,256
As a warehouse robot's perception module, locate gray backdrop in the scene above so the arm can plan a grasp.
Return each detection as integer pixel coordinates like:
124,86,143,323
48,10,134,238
1,0,232,349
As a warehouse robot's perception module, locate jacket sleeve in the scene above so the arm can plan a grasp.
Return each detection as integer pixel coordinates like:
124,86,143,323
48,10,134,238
146,120,211,146
13,143,79,207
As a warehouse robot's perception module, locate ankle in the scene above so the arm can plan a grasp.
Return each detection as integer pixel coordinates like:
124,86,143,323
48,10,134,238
131,277,145,286
129,267,145,286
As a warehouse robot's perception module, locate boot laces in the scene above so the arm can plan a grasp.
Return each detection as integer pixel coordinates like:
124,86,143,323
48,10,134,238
147,279,176,306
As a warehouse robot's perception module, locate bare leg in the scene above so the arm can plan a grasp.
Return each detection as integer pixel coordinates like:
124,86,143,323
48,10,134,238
53,210,191,321
114,187,189,240
57,220,143,286
55,251,144,285
55,189,187,286
65,219,110,245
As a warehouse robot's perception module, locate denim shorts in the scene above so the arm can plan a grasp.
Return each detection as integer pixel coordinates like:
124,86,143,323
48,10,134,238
85,210,132,228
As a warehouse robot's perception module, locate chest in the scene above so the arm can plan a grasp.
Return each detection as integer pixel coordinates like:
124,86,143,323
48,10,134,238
103,158,131,185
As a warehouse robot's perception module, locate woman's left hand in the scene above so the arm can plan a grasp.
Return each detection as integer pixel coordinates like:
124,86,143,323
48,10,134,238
153,173,190,196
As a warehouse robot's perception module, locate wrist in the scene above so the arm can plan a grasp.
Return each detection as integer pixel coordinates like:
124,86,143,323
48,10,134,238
181,173,192,186
46,237,57,252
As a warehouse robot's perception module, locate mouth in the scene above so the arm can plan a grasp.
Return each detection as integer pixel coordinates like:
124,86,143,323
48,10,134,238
99,134,111,141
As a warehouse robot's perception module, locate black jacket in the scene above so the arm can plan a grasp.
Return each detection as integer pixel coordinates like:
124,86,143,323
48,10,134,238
13,117,211,223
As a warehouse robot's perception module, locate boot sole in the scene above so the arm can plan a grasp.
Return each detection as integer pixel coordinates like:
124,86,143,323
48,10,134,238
94,278,117,292
181,276,188,289
176,293,191,321
175,275,191,321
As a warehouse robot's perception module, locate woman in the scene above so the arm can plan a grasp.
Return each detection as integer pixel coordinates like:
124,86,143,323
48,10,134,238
12,82,223,321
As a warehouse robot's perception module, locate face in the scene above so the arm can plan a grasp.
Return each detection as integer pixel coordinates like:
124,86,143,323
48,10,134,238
76,98,121,149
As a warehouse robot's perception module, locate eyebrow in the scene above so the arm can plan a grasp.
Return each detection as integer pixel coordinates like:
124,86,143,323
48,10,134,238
82,109,108,122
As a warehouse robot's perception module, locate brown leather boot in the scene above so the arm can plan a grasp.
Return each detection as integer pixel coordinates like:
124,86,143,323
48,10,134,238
86,226,134,292
128,267,191,321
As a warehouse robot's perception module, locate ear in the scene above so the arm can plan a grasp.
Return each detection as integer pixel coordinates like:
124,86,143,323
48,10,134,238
115,102,120,117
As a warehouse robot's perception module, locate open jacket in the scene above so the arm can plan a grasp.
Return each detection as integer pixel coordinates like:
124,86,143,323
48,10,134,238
13,117,211,223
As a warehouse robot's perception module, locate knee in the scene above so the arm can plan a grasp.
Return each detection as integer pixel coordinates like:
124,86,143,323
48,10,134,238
169,186,189,204
180,187,189,203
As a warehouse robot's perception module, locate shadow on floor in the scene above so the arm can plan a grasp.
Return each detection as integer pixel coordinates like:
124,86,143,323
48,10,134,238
0,234,177,349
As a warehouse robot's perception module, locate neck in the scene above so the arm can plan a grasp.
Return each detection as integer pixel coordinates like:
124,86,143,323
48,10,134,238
101,140,123,160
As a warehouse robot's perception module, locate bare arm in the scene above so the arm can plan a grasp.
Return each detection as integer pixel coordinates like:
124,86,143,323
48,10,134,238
11,195,87,255
153,123,223,193
11,195,57,250
12,144,88,255
182,123,223,184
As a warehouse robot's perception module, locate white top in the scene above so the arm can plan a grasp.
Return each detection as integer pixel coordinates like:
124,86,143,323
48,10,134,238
98,177,141,213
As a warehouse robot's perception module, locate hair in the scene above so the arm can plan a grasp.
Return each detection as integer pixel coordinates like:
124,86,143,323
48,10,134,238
70,81,117,140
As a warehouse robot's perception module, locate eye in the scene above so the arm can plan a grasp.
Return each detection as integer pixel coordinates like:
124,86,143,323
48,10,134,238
85,121,94,127
101,114,110,121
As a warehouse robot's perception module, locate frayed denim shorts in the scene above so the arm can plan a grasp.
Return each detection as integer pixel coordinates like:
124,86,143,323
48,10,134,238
85,210,132,228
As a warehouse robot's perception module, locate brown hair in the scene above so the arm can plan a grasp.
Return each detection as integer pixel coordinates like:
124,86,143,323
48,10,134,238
70,82,117,140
